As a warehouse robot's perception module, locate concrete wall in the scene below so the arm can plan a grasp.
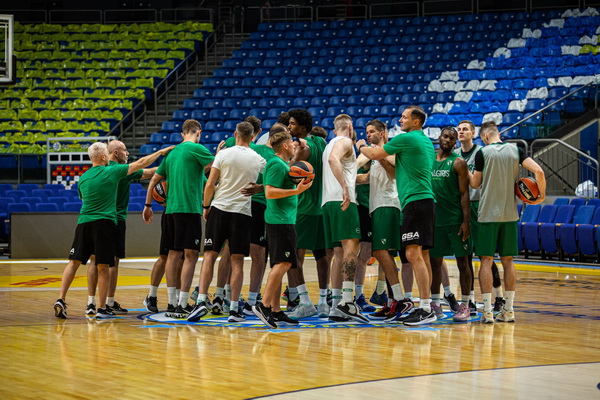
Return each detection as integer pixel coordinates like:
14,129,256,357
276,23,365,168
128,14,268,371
11,212,163,259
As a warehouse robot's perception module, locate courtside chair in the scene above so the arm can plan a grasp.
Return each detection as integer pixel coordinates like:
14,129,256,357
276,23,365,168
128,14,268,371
539,205,576,260
558,206,596,261
577,207,600,262
522,204,557,257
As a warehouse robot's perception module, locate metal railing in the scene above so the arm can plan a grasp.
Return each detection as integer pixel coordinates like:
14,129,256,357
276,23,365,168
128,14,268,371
530,138,599,198
423,0,474,15
499,81,598,138
160,8,213,24
48,9,103,24
370,2,419,18
316,4,368,21
246,6,313,23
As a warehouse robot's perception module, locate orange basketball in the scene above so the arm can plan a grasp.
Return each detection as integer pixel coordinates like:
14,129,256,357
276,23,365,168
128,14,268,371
515,177,539,204
289,161,315,184
152,181,167,205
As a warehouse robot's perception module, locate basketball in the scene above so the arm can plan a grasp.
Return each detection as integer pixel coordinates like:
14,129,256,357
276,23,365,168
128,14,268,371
515,177,539,203
289,161,315,184
152,181,167,205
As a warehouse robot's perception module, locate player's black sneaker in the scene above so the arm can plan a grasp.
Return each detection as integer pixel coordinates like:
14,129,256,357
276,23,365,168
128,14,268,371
107,301,128,315
85,303,96,317
187,302,208,322
228,310,246,323
165,303,176,318
493,297,506,316
273,311,299,326
402,308,437,326
252,302,277,328
444,293,460,312
242,302,255,316
172,305,189,319
469,300,478,316
336,301,370,323
211,296,224,315
143,295,158,313
54,299,67,319
96,307,116,319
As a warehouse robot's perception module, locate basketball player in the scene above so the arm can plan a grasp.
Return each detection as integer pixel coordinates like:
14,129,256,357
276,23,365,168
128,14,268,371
252,130,313,328
359,106,437,326
142,119,214,318
188,121,266,323
355,120,413,322
286,108,328,319
85,140,157,316
455,120,505,315
470,121,546,323
321,114,368,323
54,142,172,318
429,127,472,322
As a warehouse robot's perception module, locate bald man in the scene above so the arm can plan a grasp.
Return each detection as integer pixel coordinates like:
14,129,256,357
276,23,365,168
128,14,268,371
54,141,172,319
85,141,158,317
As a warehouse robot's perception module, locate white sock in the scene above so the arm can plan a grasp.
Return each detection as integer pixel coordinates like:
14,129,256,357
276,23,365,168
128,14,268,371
355,284,364,298
216,287,225,299
421,298,431,312
470,290,475,303
405,291,413,300
461,295,470,304
175,289,180,302
375,280,386,294
342,281,354,303
248,291,258,306
482,293,493,312
505,291,515,311
224,284,231,301
289,286,299,301
431,294,441,306
88,296,95,305
494,286,504,299
198,293,208,304
107,296,115,307
178,291,189,307
167,287,177,306
390,284,403,301
332,289,342,309
318,289,328,305
443,285,452,297
297,284,311,304
149,285,158,297
230,300,238,313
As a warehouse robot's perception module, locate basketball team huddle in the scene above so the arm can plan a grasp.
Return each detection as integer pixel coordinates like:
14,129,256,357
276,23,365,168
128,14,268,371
53,105,546,328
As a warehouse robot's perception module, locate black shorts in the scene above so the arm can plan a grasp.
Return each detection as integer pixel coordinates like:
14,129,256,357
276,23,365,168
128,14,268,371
401,198,435,250
266,223,298,269
69,219,116,265
115,220,126,259
358,204,372,243
164,213,202,252
159,212,168,256
204,207,252,256
250,201,267,247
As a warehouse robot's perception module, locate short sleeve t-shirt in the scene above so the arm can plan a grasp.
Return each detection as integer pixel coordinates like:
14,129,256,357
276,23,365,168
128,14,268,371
251,144,276,205
383,130,435,209
224,136,257,150
156,141,214,214
109,160,143,222
264,155,298,225
297,135,327,216
211,146,266,216
78,163,129,224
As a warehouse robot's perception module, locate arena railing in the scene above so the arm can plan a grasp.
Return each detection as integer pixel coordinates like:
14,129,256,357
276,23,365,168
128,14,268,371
315,4,368,21
369,2,419,18
246,6,313,23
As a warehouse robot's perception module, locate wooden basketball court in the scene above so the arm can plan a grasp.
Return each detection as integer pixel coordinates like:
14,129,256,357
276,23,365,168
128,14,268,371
1,257,599,399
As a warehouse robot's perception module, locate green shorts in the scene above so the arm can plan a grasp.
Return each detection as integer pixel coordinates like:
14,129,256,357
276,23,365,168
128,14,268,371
470,201,480,252
371,207,402,251
296,214,327,251
429,224,473,258
322,201,361,248
476,221,518,257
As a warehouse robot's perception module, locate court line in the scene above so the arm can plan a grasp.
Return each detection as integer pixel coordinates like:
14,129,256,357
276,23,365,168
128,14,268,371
247,361,600,399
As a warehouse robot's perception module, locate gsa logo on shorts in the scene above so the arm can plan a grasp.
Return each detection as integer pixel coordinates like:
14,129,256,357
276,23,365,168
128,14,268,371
402,232,420,241
204,238,213,246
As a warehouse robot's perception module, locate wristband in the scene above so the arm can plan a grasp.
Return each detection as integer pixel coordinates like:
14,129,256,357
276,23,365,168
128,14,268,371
359,144,367,151
144,203,152,207
202,205,210,209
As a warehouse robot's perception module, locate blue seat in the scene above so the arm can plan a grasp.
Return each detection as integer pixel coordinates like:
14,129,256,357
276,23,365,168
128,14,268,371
64,202,82,212
17,184,39,195
139,144,159,155
518,204,541,251
36,203,59,212
149,133,168,144
161,121,181,133
4,190,26,202
558,205,596,259
577,207,600,260
173,110,191,120
0,184,13,195
522,204,557,255
169,132,182,144
31,189,52,201
553,198,570,206
43,184,63,195
20,197,43,209
569,198,586,210
129,196,146,205
539,205,575,258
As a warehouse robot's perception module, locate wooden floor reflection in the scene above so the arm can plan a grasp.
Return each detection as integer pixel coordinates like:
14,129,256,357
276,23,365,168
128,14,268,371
0,258,599,399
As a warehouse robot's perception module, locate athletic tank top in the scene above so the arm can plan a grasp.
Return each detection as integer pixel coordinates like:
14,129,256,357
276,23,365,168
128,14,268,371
369,160,400,214
479,143,520,223
454,144,482,202
321,136,357,205
431,152,463,226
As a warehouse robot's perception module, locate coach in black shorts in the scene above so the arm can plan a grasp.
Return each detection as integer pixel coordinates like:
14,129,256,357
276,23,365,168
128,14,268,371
54,141,172,319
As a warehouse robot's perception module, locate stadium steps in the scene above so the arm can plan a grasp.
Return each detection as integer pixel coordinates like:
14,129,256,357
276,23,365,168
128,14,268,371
124,33,249,150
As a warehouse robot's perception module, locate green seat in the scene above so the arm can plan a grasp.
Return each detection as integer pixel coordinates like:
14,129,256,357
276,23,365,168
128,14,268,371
67,70,86,79
18,109,39,121
39,109,62,120
0,110,18,120
167,50,185,60
46,120,67,131
62,110,82,121
23,121,46,131
10,99,31,110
